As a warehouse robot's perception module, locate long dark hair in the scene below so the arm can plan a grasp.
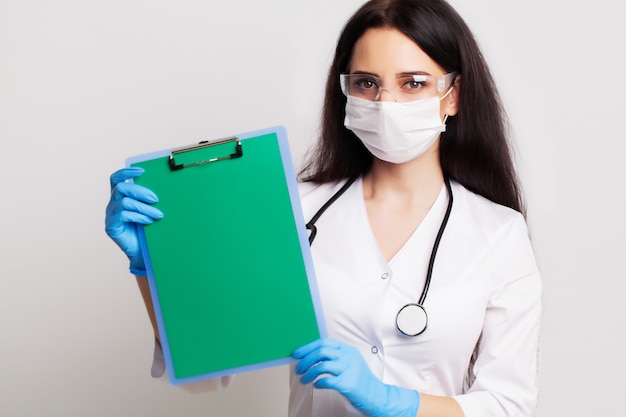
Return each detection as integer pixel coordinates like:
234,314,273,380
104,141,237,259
298,0,525,215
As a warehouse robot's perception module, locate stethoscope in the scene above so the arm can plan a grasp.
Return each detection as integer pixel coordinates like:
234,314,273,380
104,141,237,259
306,176,453,337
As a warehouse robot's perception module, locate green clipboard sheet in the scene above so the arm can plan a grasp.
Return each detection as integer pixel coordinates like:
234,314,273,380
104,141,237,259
126,126,325,385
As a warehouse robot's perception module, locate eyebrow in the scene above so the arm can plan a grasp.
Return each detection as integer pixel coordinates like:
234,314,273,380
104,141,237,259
349,70,433,77
398,70,432,77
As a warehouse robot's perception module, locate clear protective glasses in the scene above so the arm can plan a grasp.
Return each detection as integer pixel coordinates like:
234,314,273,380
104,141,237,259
340,72,457,102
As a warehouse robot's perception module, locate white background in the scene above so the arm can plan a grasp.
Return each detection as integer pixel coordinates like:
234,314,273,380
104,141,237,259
1,0,624,416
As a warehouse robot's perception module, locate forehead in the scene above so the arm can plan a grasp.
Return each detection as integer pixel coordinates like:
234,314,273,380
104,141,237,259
349,28,443,75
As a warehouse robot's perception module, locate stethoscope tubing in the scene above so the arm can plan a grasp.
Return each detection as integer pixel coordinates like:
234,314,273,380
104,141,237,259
306,177,358,245
418,177,453,305
306,176,453,337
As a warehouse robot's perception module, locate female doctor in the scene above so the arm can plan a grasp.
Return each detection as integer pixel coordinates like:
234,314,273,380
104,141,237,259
105,0,542,416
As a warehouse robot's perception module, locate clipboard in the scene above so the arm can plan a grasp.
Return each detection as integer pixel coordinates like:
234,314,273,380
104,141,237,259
126,126,326,385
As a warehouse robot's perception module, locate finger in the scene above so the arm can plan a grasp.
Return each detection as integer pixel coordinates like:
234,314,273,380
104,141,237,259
293,338,341,359
294,345,343,375
293,339,324,359
118,209,159,226
110,167,145,189
105,210,153,238
313,373,343,391
120,197,164,220
106,197,163,224
299,360,345,385
111,182,159,204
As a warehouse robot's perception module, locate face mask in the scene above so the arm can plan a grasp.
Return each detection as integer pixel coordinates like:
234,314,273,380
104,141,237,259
344,89,452,164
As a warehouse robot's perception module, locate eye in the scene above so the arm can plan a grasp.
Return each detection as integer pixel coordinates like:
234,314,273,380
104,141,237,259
353,76,380,91
401,75,428,91
405,80,425,90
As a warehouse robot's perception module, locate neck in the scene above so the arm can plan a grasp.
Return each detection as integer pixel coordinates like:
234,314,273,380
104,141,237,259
363,150,444,203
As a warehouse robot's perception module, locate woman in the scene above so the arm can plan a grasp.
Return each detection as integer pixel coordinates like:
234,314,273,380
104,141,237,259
106,0,541,416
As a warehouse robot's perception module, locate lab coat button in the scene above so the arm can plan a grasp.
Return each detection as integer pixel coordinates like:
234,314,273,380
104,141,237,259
381,272,389,280
371,346,379,354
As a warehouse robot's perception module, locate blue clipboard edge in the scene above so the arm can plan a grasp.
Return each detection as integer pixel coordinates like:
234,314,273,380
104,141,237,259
125,125,327,385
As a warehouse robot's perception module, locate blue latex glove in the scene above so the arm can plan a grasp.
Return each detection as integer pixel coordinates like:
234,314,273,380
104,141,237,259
293,338,420,417
105,167,164,276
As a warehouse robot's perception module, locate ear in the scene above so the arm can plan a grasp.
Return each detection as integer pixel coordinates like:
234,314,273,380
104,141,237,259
442,74,461,117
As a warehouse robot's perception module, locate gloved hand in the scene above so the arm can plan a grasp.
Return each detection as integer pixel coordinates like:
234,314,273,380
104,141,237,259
293,338,420,417
105,167,164,276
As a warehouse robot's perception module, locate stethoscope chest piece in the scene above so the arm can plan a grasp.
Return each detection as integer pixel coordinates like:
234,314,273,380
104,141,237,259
396,303,428,337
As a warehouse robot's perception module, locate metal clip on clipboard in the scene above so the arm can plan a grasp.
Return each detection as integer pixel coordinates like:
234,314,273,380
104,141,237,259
169,137,244,171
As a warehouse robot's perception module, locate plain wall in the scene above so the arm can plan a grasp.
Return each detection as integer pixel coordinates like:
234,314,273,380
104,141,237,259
1,0,624,416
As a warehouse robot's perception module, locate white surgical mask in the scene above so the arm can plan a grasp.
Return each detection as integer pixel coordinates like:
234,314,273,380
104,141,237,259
344,89,452,164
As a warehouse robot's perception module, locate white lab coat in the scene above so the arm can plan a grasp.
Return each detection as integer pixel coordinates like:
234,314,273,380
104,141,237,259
152,178,542,417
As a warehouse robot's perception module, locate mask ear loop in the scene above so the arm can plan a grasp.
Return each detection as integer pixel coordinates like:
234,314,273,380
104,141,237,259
440,86,454,129
439,83,456,129
440,85,454,101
